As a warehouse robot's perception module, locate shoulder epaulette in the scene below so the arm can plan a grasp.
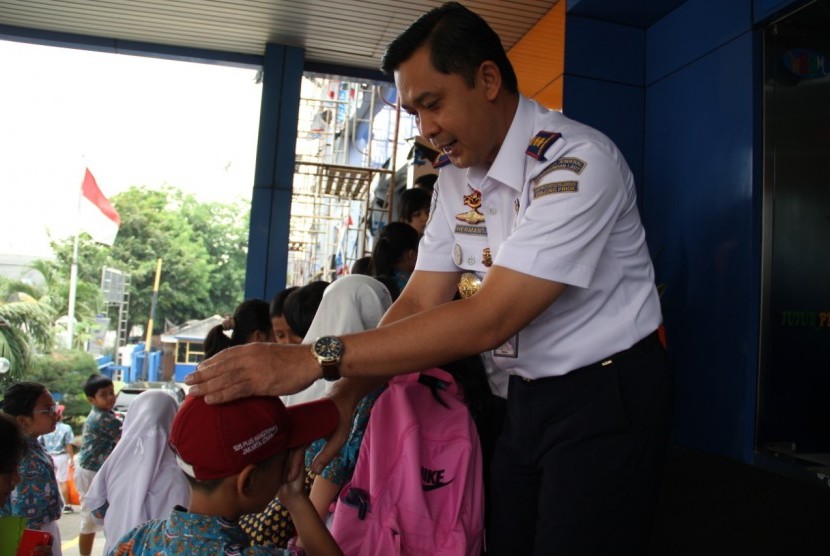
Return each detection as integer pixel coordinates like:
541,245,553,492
433,152,451,168
525,131,561,162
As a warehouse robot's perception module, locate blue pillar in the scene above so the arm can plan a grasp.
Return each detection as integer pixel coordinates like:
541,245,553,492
245,43,304,302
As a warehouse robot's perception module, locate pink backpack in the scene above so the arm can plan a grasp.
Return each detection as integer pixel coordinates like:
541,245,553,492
329,368,484,555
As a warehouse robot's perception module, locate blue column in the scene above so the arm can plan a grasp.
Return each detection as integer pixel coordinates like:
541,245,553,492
245,43,304,302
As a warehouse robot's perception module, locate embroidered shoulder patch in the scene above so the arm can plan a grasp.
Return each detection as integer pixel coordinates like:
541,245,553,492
525,131,561,161
533,180,579,199
433,153,451,168
548,157,587,174
533,157,588,184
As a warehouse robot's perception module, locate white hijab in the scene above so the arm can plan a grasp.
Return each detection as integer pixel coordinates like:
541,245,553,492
282,275,393,406
83,389,190,553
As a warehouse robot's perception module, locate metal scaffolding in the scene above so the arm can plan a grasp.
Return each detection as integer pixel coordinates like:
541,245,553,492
288,73,416,285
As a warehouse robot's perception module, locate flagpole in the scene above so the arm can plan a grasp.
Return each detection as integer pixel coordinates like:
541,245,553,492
67,168,85,350
67,234,80,349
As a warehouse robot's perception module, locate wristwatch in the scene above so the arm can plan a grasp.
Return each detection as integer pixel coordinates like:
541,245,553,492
311,336,344,381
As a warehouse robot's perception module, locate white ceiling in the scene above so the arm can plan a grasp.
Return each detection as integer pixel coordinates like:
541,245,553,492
0,0,560,71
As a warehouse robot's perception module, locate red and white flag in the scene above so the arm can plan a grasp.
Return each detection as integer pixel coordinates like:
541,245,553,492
79,168,121,246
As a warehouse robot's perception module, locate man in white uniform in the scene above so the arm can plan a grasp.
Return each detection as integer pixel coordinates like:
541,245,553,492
188,3,673,554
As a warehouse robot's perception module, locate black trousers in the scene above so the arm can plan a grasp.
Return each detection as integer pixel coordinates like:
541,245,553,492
488,333,674,555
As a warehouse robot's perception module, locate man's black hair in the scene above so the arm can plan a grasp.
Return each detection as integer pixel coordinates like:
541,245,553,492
381,2,519,94
84,374,113,398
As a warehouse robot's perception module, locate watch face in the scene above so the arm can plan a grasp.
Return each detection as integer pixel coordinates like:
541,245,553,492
314,336,343,363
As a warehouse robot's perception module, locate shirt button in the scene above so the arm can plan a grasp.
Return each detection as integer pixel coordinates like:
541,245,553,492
467,256,476,265
487,206,497,215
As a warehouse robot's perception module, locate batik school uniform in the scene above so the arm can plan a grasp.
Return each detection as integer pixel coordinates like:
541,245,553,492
77,405,122,536
0,436,63,555
39,420,74,488
111,506,298,555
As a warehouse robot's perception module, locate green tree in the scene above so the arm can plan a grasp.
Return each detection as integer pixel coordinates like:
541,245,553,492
0,275,59,382
181,196,249,316
51,186,249,335
25,350,99,434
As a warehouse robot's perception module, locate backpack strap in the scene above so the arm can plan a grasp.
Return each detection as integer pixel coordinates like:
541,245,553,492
391,367,460,397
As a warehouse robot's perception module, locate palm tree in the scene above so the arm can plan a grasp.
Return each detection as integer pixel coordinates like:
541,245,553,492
0,283,56,381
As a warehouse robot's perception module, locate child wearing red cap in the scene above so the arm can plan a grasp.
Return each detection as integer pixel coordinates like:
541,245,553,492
109,395,342,556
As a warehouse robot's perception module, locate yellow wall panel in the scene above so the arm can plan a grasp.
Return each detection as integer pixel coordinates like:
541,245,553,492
532,76,563,111
507,0,565,110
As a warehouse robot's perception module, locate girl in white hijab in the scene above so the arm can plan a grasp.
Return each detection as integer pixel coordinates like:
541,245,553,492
82,389,189,554
281,274,394,406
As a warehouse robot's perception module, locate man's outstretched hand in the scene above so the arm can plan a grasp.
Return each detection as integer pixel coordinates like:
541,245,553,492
185,343,318,403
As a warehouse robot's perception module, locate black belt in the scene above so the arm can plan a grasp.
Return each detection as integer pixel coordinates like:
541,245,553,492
516,330,662,384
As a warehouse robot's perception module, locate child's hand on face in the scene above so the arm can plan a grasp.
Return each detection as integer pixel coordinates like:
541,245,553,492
277,448,308,508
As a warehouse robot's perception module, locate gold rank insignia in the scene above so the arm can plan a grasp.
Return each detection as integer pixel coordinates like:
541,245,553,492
525,131,562,162
482,247,493,267
458,272,482,298
455,188,486,225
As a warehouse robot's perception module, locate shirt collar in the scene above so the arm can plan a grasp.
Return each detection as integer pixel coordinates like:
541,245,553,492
468,95,536,192
166,506,249,545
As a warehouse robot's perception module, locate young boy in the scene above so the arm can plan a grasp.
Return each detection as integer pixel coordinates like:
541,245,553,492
76,374,121,556
38,405,75,513
110,394,343,555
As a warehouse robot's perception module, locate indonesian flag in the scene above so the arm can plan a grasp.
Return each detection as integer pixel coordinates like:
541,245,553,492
79,168,121,246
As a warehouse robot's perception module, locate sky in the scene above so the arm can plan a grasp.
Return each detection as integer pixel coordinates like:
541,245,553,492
0,39,263,258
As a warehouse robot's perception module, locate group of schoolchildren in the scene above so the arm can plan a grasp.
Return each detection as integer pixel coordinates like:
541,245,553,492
0,199,496,555
0,374,124,555
0,367,342,556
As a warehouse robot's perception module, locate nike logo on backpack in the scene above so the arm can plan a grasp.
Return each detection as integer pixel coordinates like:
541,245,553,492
421,466,454,491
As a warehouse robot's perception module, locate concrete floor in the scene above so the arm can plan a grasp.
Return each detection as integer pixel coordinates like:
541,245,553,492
56,505,106,556
47,444,830,555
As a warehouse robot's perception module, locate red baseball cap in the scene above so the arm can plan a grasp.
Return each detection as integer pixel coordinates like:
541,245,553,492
169,395,338,481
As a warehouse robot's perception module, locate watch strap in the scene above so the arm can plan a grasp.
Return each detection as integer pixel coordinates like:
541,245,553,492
320,361,341,381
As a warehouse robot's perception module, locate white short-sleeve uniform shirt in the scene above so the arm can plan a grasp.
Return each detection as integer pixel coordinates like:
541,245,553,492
416,96,662,380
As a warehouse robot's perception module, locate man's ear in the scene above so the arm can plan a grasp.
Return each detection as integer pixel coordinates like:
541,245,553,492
236,464,257,497
479,60,503,101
